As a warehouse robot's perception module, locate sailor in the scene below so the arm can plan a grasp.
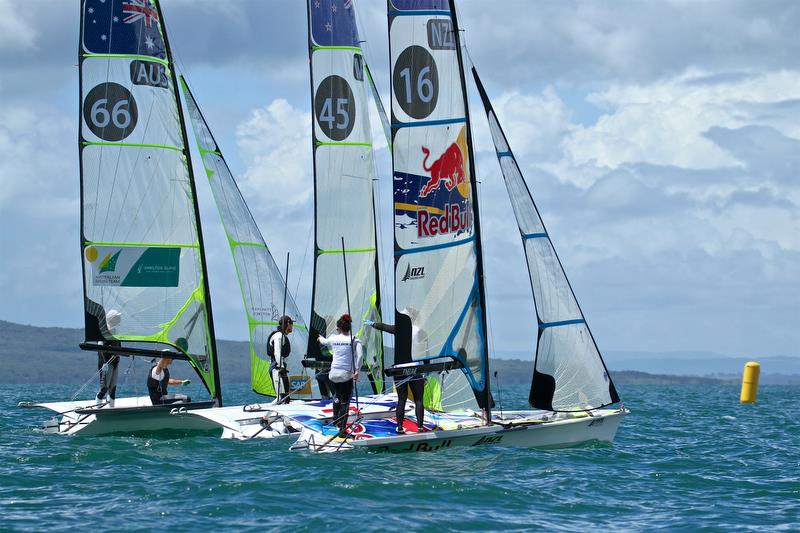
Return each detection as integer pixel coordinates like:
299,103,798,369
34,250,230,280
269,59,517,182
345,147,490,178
317,314,363,438
147,356,191,405
366,307,429,434
96,309,122,408
268,315,294,404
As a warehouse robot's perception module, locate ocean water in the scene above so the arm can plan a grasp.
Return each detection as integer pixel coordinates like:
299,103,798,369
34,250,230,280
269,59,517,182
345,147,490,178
1,383,798,532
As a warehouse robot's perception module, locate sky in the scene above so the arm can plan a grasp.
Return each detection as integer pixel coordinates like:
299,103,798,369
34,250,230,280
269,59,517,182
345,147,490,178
0,0,798,359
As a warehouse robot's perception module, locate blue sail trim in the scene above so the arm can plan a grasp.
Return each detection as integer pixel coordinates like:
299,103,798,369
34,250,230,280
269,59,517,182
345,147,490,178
539,319,586,329
395,236,474,256
389,9,451,16
496,151,512,158
522,232,548,240
439,275,485,391
392,117,466,129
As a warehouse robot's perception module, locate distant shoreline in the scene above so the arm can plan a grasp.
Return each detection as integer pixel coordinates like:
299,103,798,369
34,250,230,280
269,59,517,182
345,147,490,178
2,319,798,385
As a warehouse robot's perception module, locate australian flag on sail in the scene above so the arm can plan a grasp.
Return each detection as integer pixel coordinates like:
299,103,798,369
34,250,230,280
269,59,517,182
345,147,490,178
83,0,166,59
310,0,359,47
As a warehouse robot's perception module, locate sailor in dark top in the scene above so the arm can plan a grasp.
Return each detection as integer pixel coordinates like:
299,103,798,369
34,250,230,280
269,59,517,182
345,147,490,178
147,357,191,405
97,309,122,408
365,319,428,434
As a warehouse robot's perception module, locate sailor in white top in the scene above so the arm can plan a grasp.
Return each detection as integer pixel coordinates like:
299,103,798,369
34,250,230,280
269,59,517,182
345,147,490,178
317,314,362,436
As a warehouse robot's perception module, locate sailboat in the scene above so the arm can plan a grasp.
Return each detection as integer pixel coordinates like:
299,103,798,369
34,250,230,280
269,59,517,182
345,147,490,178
19,0,224,436
291,0,626,452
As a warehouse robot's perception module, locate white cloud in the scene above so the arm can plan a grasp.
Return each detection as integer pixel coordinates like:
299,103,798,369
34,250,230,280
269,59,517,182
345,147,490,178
235,99,312,210
0,0,37,52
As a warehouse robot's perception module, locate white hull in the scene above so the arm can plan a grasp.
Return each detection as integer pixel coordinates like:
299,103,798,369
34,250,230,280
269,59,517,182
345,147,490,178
291,408,627,453
19,396,220,436
184,395,408,440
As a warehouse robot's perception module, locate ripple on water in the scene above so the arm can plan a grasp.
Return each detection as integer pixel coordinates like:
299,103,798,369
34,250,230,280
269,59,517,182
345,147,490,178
1,383,798,531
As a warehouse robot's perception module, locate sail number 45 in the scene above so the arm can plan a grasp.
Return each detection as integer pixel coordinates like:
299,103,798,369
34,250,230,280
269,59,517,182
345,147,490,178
319,98,350,131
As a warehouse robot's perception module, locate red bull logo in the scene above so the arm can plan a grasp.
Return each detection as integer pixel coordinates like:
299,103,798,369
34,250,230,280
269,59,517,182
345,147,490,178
419,143,466,197
416,127,473,238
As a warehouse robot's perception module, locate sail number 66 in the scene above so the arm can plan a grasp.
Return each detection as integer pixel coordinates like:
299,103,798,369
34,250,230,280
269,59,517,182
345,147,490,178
83,82,139,142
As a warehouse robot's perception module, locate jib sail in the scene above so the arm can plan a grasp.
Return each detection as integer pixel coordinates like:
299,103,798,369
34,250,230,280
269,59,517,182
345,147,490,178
472,66,620,412
180,77,315,399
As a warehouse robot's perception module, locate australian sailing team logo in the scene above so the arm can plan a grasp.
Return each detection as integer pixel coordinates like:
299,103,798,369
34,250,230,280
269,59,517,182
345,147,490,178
98,250,122,274
416,126,473,239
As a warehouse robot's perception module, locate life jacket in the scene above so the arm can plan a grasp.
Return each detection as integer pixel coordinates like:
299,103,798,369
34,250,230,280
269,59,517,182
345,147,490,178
267,330,290,366
147,364,170,405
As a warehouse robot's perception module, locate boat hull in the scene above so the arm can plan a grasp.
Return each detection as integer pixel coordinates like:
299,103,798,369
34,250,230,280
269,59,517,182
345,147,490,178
184,396,407,440
20,396,220,436
292,408,627,453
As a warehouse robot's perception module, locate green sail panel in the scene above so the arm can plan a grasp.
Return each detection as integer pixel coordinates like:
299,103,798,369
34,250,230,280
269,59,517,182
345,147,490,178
472,67,620,412
180,77,316,399
79,0,220,401
307,0,384,393
388,0,490,412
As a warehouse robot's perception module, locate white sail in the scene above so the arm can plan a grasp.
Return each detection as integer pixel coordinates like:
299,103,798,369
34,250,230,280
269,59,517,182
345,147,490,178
472,67,620,411
388,0,490,413
79,0,221,401
180,78,316,399
306,0,384,393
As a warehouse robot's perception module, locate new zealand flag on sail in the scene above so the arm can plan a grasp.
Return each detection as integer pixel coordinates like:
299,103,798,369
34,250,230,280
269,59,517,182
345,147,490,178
310,0,359,47
83,0,166,59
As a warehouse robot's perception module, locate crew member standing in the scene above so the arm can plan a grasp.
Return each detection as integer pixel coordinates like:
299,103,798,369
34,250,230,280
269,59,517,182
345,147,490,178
96,309,122,408
366,308,429,434
317,314,363,438
269,315,294,404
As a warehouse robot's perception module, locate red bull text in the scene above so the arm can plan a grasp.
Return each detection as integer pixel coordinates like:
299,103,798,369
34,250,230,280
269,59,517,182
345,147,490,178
418,202,472,238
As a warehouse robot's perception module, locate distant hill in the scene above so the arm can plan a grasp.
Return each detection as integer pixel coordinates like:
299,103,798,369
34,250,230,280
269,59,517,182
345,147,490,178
1,320,796,385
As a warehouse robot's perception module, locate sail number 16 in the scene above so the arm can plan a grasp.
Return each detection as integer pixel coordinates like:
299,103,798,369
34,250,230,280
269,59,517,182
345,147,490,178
393,46,439,120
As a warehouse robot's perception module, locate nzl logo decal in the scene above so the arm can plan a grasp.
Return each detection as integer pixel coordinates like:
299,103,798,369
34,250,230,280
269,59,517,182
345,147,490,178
472,434,503,446
401,264,425,282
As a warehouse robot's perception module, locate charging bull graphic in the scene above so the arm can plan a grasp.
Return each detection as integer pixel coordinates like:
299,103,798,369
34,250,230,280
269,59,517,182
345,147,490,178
420,143,465,197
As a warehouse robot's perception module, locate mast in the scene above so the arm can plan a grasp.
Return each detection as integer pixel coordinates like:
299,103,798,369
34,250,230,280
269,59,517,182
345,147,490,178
155,0,222,406
448,0,491,421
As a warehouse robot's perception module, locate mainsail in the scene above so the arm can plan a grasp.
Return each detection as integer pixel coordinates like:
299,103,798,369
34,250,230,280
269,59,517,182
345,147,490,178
180,77,315,399
306,0,384,393
388,0,491,413
472,67,620,412
78,0,221,403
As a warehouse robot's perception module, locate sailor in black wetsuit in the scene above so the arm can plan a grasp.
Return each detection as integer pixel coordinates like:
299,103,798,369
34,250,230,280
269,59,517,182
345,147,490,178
366,316,428,434
96,309,122,408
147,357,191,405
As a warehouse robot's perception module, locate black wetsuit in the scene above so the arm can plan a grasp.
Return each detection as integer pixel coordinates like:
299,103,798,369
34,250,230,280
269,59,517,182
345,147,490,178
372,322,427,431
147,365,170,405
96,340,120,402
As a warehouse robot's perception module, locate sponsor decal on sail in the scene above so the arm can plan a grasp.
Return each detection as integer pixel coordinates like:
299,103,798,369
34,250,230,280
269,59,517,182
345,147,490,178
401,264,425,282
88,246,180,287
415,126,473,238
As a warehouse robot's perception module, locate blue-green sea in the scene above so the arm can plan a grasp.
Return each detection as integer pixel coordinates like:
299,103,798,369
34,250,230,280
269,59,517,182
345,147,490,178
2,383,798,531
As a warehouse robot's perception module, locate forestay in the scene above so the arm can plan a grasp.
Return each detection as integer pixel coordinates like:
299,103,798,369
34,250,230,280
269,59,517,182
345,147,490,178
472,67,620,412
306,0,384,393
388,0,490,413
78,0,221,401
180,78,315,399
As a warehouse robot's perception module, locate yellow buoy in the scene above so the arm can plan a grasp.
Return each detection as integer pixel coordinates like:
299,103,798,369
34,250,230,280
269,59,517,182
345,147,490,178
740,361,761,403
